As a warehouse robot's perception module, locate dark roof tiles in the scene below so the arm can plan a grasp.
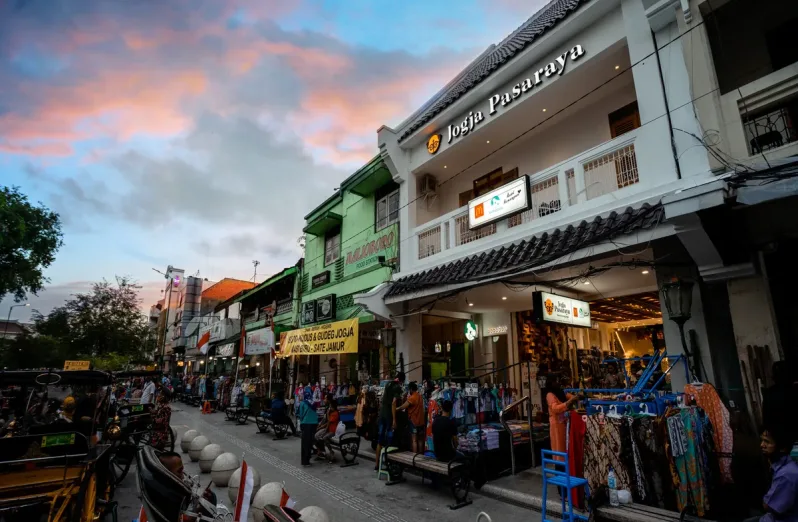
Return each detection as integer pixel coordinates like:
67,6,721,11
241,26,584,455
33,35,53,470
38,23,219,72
386,203,663,297
397,0,588,143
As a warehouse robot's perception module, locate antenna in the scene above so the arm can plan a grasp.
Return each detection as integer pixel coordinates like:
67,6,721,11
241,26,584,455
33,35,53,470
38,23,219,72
252,260,260,282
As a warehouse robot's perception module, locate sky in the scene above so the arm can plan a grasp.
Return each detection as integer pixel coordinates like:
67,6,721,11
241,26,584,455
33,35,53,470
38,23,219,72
0,0,547,322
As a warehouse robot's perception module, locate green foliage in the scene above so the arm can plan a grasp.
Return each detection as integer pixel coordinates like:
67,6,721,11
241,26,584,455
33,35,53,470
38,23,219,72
0,186,63,302
1,277,155,369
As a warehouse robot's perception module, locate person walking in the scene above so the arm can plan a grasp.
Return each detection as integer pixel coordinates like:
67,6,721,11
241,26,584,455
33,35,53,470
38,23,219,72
298,387,318,467
140,376,158,405
397,382,425,454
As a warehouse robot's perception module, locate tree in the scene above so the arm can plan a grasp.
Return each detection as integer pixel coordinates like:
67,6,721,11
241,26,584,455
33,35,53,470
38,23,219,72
0,277,153,369
0,186,64,302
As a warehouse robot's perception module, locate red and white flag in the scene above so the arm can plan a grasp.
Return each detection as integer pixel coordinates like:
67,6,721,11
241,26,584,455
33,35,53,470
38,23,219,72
137,506,148,522
198,331,211,354
233,460,255,522
280,487,296,509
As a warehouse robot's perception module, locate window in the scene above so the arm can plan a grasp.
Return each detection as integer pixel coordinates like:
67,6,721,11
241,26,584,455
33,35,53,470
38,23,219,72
376,189,399,230
608,101,641,138
324,227,341,266
472,167,518,199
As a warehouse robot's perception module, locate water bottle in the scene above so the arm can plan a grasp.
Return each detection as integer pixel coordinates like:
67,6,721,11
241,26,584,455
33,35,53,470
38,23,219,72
608,466,619,507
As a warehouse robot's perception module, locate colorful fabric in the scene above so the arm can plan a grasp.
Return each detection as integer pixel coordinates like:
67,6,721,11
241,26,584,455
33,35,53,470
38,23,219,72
669,408,709,516
685,383,733,484
568,411,587,509
584,415,633,496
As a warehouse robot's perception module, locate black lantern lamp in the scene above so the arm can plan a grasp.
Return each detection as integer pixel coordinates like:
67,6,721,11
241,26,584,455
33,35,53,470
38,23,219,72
660,278,700,381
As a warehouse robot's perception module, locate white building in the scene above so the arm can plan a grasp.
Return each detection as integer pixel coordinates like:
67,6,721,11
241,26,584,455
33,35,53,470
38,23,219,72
357,0,797,421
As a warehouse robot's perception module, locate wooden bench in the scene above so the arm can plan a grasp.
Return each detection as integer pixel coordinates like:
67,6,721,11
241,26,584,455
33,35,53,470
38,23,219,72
255,412,293,440
384,450,472,510
327,431,361,468
596,503,713,522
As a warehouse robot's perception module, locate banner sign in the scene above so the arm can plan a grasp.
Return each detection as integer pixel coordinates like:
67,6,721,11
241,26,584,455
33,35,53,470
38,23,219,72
280,318,359,357
217,343,236,357
64,360,90,371
343,223,398,277
245,328,275,355
465,383,478,397
468,176,530,230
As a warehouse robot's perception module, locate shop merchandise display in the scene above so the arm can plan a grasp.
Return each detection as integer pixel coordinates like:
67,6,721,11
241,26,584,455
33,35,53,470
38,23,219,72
577,394,723,518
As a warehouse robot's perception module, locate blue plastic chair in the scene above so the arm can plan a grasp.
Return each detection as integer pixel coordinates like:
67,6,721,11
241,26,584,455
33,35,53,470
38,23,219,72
540,449,590,522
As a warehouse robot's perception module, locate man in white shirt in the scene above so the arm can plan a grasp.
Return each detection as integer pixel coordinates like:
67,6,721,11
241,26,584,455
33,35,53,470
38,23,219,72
141,377,157,405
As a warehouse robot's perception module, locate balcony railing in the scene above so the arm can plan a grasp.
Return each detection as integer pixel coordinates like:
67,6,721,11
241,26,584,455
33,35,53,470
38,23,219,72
744,103,797,155
276,300,293,316
412,131,641,262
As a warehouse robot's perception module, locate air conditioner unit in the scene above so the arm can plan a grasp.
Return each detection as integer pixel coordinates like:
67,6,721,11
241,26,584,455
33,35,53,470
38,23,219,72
420,174,437,196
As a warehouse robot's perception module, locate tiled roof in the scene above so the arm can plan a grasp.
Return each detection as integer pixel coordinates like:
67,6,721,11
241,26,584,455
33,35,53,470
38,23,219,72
201,278,256,302
386,203,663,297
397,0,588,143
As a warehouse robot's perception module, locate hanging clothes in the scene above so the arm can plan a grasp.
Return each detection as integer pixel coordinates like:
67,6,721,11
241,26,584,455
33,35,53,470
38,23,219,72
584,415,633,497
568,411,587,509
684,383,733,484
666,407,710,517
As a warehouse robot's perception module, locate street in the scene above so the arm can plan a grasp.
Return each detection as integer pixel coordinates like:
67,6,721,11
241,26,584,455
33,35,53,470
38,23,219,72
115,404,538,522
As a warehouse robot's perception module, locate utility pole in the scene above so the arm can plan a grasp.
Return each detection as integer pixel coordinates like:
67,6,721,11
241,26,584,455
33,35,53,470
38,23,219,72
154,265,175,372
252,260,260,282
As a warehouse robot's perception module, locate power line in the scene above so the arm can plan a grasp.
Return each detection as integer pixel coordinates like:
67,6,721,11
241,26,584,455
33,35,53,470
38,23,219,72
296,11,754,276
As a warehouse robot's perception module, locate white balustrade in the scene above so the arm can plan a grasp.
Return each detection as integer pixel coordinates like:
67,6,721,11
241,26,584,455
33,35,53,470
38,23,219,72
412,131,641,262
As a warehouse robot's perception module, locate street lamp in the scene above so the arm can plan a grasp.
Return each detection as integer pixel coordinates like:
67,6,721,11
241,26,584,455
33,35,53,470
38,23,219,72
3,303,30,350
660,278,699,380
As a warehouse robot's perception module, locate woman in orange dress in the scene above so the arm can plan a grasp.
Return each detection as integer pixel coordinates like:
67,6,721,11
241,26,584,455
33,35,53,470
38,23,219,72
546,374,579,459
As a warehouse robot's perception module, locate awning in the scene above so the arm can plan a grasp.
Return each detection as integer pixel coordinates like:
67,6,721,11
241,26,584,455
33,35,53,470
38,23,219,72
303,211,342,236
346,159,393,197
233,266,297,304
386,203,663,298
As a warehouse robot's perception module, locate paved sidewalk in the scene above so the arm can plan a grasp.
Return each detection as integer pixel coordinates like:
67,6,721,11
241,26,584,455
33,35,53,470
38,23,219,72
170,406,538,522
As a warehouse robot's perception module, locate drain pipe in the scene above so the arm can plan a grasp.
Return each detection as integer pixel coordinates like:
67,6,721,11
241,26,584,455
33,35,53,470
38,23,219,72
651,29,682,180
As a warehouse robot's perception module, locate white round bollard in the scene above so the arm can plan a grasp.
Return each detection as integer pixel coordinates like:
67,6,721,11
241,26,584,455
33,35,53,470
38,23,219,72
199,444,223,473
180,429,200,453
299,506,329,522
251,483,285,522
210,452,239,486
227,466,262,503
188,435,210,462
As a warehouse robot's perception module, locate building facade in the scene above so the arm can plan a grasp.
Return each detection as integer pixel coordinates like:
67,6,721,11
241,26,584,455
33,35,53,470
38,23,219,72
295,156,400,387
356,0,742,412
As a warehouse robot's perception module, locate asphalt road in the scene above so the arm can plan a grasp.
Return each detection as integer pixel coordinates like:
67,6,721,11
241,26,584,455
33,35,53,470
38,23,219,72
115,404,539,521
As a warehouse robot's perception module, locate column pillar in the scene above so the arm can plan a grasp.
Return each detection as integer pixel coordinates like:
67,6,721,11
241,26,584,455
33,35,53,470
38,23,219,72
396,313,423,383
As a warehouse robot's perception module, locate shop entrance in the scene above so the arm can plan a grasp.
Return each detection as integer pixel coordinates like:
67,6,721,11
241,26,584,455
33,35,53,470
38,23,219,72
421,314,474,381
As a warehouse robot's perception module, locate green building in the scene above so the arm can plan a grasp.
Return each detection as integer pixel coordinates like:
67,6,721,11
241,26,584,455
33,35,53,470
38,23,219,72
295,155,399,387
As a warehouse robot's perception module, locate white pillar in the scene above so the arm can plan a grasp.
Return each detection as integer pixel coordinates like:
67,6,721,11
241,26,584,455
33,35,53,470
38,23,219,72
396,313,423,382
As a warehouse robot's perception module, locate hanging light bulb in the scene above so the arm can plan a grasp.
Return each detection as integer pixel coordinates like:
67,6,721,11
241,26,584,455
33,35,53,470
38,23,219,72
446,341,451,353
435,342,442,353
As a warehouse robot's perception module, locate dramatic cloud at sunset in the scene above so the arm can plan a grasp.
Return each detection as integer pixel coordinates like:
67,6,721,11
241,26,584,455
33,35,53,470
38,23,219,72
0,0,546,319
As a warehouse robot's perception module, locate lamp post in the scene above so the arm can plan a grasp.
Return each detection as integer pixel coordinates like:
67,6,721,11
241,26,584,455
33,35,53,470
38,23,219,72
660,278,699,381
3,303,30,350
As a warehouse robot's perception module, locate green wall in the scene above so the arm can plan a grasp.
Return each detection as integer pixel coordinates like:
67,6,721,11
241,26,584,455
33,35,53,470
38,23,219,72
301,160,398,324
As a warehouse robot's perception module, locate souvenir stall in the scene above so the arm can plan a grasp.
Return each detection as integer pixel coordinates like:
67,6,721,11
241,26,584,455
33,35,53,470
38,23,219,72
417,361,540,482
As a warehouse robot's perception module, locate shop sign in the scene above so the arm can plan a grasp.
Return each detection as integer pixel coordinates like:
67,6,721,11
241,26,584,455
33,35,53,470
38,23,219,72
315,294,336,322
217,343,236,357
534,291,591,327
464,321,478,341
301,301,316,325
465,383,479,398
246,328,275,355
444,44,586,145
63,360,90,371
468,176,531,230
279,318,360,357
209,320,226,342
343,223,398,277
485,325,508,336
311,271,330,289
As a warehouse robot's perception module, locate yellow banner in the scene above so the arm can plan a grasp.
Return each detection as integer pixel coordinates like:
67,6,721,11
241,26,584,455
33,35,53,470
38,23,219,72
280,318,359,357
63,360,91,371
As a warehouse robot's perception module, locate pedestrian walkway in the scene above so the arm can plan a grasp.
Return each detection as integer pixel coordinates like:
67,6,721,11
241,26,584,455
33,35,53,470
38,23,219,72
172,406,535,521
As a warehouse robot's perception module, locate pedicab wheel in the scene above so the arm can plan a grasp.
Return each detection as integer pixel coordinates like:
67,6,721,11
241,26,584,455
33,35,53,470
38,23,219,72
109,442,135,487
